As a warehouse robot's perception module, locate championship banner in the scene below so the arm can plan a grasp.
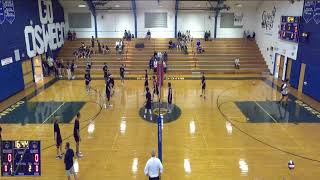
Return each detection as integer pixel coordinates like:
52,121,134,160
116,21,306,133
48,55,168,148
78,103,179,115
0,0,5,24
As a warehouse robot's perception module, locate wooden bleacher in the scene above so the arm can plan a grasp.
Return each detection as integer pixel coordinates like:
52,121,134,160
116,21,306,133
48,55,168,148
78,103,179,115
58,38,269,76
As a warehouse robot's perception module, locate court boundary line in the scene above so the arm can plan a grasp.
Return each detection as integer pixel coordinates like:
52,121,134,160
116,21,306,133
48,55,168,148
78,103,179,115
216,83,320,164
253,101,278,123
42,102,66,124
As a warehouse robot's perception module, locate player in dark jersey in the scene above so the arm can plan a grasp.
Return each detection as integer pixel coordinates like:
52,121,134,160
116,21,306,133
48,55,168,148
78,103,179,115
167,82,173,113
73,112,82,158
144,70,149,93
105,77,112,108
54,118,63,159
109,74,115,96
200,72,206,99
120,64,125,85
103,63,108,78
144,87,153,121
84,70,91,94
152,75,159,100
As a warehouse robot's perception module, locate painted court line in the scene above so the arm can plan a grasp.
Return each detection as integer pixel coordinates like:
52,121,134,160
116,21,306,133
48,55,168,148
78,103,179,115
254,101,278,123
42,102,66,124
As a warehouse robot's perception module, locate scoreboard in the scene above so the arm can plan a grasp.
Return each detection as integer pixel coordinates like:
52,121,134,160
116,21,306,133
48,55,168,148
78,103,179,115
279,16,300,43
1,140,41,176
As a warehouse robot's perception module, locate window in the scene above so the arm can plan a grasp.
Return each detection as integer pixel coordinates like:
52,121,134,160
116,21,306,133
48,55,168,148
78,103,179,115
145,12,167,28
68,13,92,28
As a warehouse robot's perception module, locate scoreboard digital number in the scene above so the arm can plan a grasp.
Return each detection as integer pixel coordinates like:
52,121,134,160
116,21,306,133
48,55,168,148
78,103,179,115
279,16,301,43
1,140,41,176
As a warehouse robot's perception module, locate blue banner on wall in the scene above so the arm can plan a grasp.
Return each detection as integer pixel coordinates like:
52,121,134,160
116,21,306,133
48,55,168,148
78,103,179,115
0,0,65,102
294,0,320,102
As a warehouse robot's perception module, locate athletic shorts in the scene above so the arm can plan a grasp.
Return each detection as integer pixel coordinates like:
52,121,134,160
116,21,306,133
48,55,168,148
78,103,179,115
66,166,75,176
145,102,152,109
106,92,111,101
56,137,62,148
74,135,80,143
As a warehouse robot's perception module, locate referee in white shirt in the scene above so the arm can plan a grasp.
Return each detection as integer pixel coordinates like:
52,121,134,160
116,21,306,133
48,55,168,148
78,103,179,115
144,150,163,180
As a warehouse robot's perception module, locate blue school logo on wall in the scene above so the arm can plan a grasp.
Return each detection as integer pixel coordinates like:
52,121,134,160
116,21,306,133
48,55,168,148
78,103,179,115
0,0,5,24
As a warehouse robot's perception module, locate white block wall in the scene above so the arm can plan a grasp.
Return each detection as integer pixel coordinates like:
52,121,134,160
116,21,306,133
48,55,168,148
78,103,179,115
254,1,304,73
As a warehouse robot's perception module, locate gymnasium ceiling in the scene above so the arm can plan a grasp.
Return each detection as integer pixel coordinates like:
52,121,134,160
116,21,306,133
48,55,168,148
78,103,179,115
59,0,287,11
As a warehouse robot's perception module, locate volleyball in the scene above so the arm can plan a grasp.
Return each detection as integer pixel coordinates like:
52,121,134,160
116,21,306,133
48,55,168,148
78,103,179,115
288,160,295,170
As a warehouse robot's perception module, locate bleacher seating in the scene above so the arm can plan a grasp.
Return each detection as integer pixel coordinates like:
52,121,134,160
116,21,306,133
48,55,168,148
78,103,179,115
58,38,269,76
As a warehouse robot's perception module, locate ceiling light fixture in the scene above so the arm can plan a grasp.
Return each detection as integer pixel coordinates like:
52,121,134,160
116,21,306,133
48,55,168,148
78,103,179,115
78,4,86,8
115,4,120,8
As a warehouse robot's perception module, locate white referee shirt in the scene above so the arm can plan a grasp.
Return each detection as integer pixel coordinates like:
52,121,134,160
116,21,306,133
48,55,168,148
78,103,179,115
144,157,163,178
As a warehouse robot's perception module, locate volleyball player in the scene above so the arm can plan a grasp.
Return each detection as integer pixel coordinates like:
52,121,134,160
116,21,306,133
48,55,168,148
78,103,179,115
152,75,159,100
103,63,108,79
279,79,289,104
200,72,206,99
109,74,115,96
84,70,91,94
73,112,82,158
167,82,173,113
144,69,149,93
54,118,63,159
120,64,125,85
144,87,153,121
105,77,112,108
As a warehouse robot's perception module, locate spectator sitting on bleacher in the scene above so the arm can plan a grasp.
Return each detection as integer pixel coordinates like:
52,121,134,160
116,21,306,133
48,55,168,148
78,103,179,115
68,30,72,41
115,39,124,54
72,31,77,40
196,39,205,54
132,34,135,39
168,40,173,49
234,58,240,69
146,30,151,40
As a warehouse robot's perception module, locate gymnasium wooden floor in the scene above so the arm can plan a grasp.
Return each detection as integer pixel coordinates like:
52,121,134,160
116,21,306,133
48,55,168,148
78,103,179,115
1,76,320,179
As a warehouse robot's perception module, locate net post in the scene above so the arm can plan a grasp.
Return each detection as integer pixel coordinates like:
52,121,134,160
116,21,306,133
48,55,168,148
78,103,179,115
157,115,163,162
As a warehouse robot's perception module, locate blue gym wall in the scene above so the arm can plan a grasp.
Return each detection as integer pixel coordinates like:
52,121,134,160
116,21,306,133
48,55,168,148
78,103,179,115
291,0,320,101
0,0,64,101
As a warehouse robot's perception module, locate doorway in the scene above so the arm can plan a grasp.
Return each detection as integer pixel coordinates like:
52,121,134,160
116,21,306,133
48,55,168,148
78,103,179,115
274,54,285,80
32,55,44,83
